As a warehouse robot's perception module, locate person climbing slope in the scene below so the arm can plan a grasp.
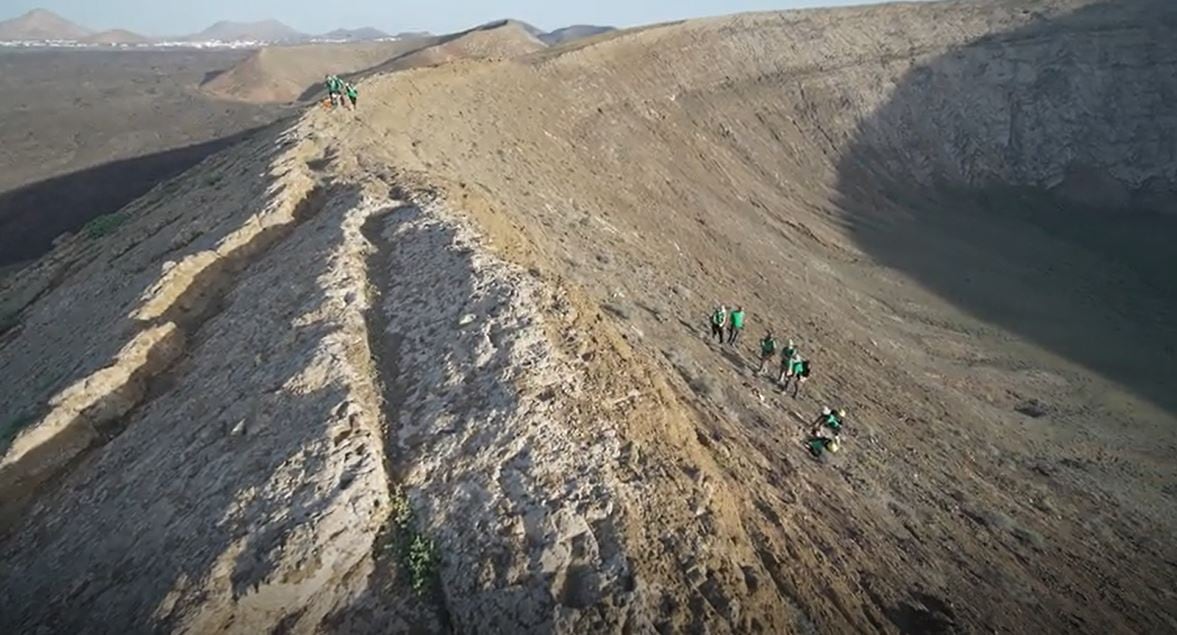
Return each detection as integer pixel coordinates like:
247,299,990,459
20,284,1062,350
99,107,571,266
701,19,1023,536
727,306,746,345
781,352,810,398
757,332,777,374
710,305,728,344
807,407,845,459
777,339,797,384
811,406,845,437
345,82,358,110
325,74,339,107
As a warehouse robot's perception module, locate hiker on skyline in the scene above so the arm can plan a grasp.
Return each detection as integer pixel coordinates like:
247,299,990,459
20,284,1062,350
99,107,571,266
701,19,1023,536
710,305,728,344
325,74,343,107
727,306,746,345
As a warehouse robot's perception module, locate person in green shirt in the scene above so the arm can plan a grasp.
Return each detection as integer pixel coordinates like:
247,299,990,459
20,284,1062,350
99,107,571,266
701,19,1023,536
710,305,727,343
345,82,358,110
757,332,777,374
325,75,339,107
726,307,746,345
807,407,845,459
811,407,845,436
781,352,810,398
776,340,797,383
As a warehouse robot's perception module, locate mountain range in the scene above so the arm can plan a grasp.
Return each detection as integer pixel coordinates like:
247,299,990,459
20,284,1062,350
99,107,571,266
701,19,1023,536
0,8,613,45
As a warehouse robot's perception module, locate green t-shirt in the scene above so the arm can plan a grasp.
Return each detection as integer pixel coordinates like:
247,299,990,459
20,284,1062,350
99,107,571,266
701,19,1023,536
730,310,745,329
346,85,358,98
824,413,842,431
711,310,726,326
760,338,776,356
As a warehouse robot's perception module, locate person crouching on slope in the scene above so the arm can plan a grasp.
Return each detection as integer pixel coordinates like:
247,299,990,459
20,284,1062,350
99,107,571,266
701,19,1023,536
807,407,845,458
710,305,728,344
727,306,746,345
757,331,777,374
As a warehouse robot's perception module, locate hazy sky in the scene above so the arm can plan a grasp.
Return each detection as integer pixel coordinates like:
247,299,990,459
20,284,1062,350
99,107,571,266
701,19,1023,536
2,0,902,36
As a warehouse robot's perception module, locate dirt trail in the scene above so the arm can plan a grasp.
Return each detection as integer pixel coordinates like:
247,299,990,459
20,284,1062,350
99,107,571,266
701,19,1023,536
2,0,1176,633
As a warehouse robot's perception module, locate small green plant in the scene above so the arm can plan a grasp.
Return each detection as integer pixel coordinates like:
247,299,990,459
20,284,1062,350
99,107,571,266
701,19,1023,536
406,533,438,593
387,488,439,595
82,212,128,239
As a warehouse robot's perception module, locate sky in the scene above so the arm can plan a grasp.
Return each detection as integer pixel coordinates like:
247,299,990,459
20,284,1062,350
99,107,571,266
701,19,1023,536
0,0,902,36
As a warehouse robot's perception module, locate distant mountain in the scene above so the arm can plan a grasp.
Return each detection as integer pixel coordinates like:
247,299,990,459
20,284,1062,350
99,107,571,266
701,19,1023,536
0,8,92,40
83,29,152,45
186,20,305,43
510,21,545,38
319,27,390,42
540,25,616,45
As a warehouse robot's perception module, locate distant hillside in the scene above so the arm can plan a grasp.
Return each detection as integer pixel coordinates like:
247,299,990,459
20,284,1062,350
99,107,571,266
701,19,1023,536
540,25,616,45
372,20,547,75
186,19,305,42
205,20,548,104
203,37,439,102
0,8,92,40
82,29,151,45
320,27,390,41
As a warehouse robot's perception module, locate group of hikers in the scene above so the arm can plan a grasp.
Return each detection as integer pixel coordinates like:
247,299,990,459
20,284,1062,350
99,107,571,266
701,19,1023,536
710,304,846,459
324,74,359,110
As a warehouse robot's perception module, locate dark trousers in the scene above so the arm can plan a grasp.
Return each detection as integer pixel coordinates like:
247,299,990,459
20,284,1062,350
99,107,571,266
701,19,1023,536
727,326,742,345
711,323,725,342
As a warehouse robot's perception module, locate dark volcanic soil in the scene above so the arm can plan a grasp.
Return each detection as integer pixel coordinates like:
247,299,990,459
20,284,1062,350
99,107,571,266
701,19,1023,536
0,49,286,265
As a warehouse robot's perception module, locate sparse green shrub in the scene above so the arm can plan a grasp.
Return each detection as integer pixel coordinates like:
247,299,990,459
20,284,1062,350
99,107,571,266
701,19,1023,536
82,212,128,239
388,488,439,595
406,533,438,593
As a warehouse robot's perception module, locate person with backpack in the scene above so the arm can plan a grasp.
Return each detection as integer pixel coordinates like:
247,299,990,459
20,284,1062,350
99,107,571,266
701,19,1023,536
345,82,358,110
781,352,810,397
806,407,845,459
727,306,746,345
757,332,777,374
325,74,339,107
776,339,797,383
710,305,728,344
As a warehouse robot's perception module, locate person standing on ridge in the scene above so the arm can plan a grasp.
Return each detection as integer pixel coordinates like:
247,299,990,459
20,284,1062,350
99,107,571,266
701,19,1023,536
727,306,746,345
345,82,358,110
757,331,777,374
325,75,338,107
710,305,728,344
777,339,797,384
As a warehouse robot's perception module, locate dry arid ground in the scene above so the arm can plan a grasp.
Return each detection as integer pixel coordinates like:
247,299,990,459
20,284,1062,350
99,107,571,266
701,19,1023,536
0,48,285,266
1,0,1176,633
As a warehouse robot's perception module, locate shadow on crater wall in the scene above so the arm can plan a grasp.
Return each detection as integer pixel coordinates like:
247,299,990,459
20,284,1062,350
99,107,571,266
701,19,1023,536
834,0,1177,415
